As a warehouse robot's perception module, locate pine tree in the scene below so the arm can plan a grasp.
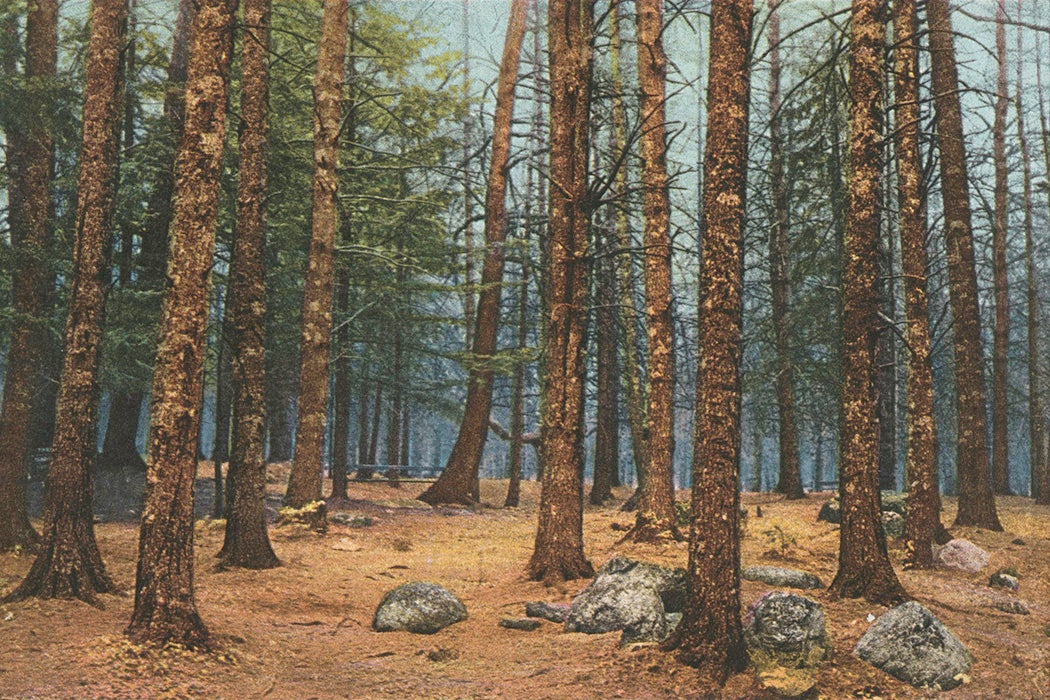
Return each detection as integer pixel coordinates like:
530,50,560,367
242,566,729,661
666,0,751,685
127,0,238,648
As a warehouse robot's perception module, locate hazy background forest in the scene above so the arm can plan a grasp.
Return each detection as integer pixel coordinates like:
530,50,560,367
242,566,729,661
6,0,1048,498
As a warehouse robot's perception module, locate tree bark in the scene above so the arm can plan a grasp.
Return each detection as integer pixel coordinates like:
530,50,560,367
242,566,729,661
209,307,232,517
830,0,908,604
767,0,803,501
285,0,349,511
991,0,1011,496
926,0,1003,530
627,0,680,541
218,0,278,571
527,0,595,585
3,0,124,604
102,0,196,466
1034,34,1050,504
894,0,941,570
591,227,618,506
128,0,238,648
665,0,751,685
0,0,57,552
608,0,649,495
331,268,352,500
420,0,528,506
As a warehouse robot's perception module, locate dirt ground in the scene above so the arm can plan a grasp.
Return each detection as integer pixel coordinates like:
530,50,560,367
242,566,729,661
1,466,1048,699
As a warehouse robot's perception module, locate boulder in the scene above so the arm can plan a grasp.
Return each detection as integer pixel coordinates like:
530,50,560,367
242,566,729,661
854,601,971,690
934,539,989,574
816,500,840,524
564,557,684,644
565,575,667,644
741,566,823,590
593,557,687,612
525,601,571,623
745,592,828,698
818,492,907,526
881,511,905,539
372,582,467,634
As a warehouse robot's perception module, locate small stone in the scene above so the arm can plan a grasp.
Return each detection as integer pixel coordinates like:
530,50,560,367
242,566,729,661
817,500,840,524
525,601,571,623
500,617,541,631
425,647,459,662
330,538,362,552
934,539,989,574
1011,538,1025,546
741,566,823,590
989,572,1019,591
373,582,467,634
992,598,1030,616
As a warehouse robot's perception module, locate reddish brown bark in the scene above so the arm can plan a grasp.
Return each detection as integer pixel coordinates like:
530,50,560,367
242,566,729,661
527,0,595,585
829,0,907,604
665,0,751,685
421,0,528,506
628,0,680,541
286,0,349,511
608,0,648,488
591,227,618,506
926,0,1003,531
894,0,941,570
127,0,238,648
767,0,803,501
0,0,56,552
991,0,1011,496
3,0,125,603
218,0,278,571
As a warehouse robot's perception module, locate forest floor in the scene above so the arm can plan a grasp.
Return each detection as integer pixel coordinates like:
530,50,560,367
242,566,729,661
1,465,1048,699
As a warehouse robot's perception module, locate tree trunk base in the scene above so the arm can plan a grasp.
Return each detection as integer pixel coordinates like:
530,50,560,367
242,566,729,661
526,549,593,585
418,479,475,507
2,532,115,606
0,515,40,553
619,487,640,512
829,564,908,605
663,619,747,688
951,512,1003,532
623,512,682,543
126,605,210,650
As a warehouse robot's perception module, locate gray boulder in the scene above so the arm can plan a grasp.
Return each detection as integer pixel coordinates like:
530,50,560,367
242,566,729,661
817,500,841,524
818,492,908,526
525,601,571,623
935,539,989,574
989,571,1019,591
594,557,687,612
373,582,467,634
881,511,905,539
741,566,823,590
745,592,829,697
565,557,684,644
854,601,971,690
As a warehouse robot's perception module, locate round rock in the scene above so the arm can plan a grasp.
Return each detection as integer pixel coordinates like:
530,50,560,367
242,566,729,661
373,581,467,634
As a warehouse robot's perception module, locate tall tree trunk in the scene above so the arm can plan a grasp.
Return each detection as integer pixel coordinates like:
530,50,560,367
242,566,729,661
356,377,370,466
127,0,237,648
3,0,124,603
1032,32,1050,504
421,0,528,506
102,0,195,467
608,0,649,495
926,0,1003,530
591,225,619,506
895,0,941,570
218,0,278,571
210,306,232,517
828,0,908,604
386,322,403,468
0,0,57,552
876,226,898,492
667,0,751,685
331,268,352,500
767,0,803,500
368,382,383,465
628,0,679,541
527,0,595,585
991,0,1011,496
266,391,293,461
285,0,349,512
